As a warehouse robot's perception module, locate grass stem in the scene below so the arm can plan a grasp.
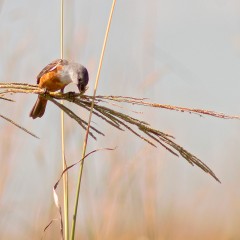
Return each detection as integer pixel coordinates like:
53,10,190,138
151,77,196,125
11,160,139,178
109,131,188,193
60,0,69,239
70,1,117,239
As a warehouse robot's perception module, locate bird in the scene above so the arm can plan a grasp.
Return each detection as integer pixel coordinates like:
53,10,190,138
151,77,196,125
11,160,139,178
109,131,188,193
29,59,89,119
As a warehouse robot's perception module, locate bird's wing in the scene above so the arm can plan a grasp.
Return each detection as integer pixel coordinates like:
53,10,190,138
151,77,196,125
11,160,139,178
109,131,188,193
37,59,68,84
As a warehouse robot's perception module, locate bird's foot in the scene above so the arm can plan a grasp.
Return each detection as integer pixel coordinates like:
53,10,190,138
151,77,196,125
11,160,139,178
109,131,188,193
67,91,76,102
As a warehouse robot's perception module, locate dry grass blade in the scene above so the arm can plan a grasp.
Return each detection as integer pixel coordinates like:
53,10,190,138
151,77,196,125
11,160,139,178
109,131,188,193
48,98,104,140
1,82,238,182
54,147,115,192
158,133,220,182
76,101,124,130
0,96,14,102
90,103,220,182
41,219,61,240
0,82,39,91
0,114,39,139
96,95,240,119
51,147,114,240
144,131,179,156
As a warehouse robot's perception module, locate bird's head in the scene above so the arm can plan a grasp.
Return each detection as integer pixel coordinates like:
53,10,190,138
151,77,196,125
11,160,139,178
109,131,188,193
68,63,89,93
77,65,89,92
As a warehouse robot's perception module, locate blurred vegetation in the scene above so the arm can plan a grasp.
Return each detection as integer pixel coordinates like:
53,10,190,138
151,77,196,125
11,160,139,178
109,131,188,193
1,1,240,240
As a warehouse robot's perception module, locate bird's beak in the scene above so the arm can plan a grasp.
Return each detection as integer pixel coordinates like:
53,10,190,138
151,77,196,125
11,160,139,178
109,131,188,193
77,84,81,92
77,83,86,93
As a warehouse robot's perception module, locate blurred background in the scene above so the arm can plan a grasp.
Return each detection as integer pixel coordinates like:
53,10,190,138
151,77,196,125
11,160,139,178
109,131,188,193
1,0,240,239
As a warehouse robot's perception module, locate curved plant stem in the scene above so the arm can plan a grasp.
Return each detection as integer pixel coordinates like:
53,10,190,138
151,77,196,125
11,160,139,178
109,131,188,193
60,0,69,239
70,0,117,239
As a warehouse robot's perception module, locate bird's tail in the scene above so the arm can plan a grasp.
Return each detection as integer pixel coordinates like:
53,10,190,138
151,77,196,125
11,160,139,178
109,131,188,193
29,96,48,119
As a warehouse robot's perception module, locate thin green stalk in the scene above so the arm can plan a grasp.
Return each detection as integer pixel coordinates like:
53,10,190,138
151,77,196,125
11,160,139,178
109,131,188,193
60,0,69,239
70,1,117,239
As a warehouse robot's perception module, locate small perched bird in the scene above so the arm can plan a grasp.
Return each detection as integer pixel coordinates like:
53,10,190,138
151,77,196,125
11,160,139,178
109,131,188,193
29,59,89,119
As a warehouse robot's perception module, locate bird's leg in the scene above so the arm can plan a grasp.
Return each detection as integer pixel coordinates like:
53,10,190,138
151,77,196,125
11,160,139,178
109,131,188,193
60,88,74,102
43,88,49,97
59,88,76,102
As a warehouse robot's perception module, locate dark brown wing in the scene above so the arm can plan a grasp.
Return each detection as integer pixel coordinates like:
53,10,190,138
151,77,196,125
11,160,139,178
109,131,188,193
37,59,69,84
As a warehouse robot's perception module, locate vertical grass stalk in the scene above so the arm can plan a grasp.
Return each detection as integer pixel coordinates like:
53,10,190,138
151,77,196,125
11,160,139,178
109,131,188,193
60,0,69,239
70,1,117,239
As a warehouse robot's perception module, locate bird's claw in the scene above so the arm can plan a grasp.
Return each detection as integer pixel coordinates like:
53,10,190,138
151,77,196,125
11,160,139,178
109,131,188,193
67,91,76,102
43,88,49,97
